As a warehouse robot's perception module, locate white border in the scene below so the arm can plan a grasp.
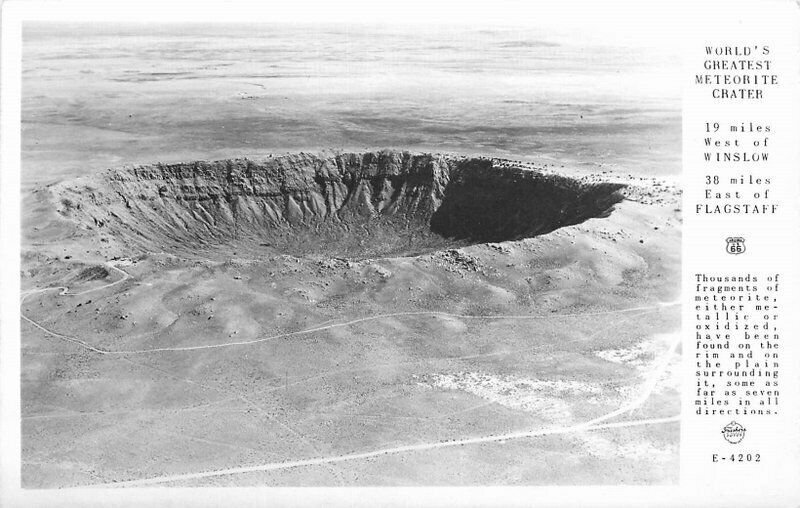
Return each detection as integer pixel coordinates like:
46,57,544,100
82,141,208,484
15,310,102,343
2,1,799,506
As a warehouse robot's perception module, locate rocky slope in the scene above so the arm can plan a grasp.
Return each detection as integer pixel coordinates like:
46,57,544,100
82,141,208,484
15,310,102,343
52,150,626,259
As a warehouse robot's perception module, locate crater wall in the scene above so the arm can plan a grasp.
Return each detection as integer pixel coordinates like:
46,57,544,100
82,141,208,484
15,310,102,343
53,150,626,258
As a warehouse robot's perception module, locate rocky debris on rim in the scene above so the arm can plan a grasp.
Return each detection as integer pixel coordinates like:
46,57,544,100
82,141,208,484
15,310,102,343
430,248,485,276
487,242,513,254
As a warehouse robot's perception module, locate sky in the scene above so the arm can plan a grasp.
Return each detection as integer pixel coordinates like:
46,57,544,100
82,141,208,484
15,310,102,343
7,0,719,47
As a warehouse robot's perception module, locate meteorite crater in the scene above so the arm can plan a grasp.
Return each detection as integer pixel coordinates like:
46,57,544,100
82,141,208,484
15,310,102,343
54,150,626,259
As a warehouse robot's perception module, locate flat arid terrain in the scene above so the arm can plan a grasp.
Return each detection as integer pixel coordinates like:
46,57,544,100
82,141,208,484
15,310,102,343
20,23,682,487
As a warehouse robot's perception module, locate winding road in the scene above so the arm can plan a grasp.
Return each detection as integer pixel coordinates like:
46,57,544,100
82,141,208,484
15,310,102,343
22,278,679,356
89,322,681,487
95,416,680,487
21,261,682,488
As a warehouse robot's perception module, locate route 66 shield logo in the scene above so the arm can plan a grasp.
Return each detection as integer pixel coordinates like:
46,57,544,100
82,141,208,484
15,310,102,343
725,237,746,255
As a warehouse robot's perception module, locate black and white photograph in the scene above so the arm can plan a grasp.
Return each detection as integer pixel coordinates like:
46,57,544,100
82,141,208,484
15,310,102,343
15,13,686,489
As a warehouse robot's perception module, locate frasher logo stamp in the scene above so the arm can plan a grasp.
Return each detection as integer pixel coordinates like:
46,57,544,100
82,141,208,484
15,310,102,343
722,421,747,444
